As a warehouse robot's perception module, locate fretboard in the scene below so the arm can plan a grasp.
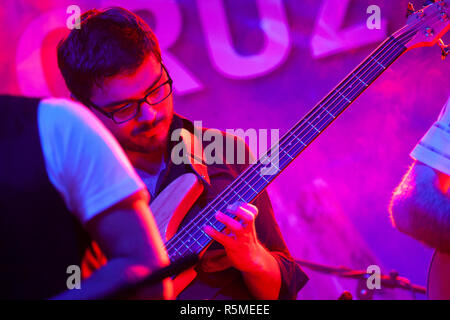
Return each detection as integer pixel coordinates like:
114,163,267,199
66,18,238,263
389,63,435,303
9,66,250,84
166,26,416,262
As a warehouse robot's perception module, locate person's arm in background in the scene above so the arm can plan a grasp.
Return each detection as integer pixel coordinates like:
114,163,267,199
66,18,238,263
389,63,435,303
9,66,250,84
389,161,450,254
39,98,172,299
52,189,172,299
389,96,450,254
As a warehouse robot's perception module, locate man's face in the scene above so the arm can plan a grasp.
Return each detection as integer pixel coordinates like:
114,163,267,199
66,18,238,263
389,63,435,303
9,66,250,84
89,55,174,154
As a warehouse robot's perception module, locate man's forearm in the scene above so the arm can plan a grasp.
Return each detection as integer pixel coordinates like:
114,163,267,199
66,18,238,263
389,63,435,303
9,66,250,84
241,245,281,300
390,163,450,253
51,257,171,300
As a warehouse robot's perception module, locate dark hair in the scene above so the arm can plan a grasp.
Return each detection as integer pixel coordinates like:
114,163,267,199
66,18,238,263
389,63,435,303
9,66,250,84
57,7,162,105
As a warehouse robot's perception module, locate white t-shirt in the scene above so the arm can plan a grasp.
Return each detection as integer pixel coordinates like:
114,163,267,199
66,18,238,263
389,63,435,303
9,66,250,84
38,98,147,224
410,96,450,176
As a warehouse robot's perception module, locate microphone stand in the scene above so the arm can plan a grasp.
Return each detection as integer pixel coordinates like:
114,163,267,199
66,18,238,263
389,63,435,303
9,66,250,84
295,258,426,300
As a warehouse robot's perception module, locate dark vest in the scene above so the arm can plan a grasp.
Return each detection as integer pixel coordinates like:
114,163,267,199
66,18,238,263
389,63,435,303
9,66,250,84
0,95,89,299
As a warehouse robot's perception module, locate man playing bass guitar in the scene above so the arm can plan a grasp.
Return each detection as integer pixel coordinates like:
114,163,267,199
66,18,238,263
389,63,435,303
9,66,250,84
56,7,307,300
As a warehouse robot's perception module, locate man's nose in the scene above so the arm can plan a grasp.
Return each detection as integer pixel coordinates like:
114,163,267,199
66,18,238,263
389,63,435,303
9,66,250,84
137,102,157,123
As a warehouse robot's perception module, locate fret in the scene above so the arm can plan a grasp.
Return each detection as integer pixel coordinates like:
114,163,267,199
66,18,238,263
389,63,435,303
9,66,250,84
359,64,384,82
195,225,211,243
213,193,230,209
320,104,336,119
169,251,180,260
281,148,294,160
307,120,321,133
297,136,308,147
352,73,369,87
268,161,280,172
206,220,223,232
171,245,183,256
336,91,352,103
312,112,324,122
206,215,220,227
232,190,246,202
179,237,193,252
193,235,205,247
242,178,259,195
194,224,206,235
256,171,270,183
259,160,280,177
369,55,386,69
187,232,201,247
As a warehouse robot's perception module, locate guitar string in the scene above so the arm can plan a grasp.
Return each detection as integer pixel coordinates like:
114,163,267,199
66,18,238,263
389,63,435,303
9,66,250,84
165,16,428,257
165,37,405,257
214,21,427,196
250,15,441,195
163,28,414,255
169,40,405,256
196,7,443,215
166,13,437,257
165,22,422,258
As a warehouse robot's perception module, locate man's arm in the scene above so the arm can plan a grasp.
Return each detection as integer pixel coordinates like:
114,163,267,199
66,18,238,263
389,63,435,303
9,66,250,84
389,161,450,253
52,190,173,300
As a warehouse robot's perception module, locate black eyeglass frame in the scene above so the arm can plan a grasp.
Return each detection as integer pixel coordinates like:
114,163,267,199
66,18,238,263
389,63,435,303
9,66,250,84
85,64,173,124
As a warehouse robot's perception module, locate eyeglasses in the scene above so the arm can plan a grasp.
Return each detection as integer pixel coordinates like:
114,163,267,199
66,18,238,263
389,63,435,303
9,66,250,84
87,64,173,124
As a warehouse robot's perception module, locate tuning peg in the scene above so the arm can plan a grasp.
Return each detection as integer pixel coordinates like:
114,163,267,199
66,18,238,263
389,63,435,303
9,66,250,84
407,2,416,17
438,39,449,60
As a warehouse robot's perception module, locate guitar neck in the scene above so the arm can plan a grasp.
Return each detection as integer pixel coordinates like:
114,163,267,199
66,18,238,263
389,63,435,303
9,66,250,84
166,26,416,262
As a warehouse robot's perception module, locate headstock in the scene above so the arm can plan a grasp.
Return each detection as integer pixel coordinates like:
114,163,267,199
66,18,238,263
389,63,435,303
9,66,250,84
400,0,449,53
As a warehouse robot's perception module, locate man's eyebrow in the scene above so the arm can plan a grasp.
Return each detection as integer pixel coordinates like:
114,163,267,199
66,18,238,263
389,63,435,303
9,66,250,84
102,66,164,109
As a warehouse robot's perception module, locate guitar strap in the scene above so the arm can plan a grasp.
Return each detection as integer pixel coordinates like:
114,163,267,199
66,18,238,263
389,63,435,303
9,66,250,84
175,126,211,186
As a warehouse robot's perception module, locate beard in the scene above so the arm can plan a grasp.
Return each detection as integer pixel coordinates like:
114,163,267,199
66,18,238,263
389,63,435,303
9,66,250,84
122,133,166,154
120,116,172,155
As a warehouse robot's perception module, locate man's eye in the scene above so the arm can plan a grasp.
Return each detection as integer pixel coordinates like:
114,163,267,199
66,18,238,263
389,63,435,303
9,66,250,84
112,103,134,112
148,88,161,97
149,87,166,99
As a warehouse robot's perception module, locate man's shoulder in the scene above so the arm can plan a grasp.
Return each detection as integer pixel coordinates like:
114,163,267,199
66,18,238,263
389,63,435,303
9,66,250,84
174,114,249,151
39,98,121,150
39,98,95,126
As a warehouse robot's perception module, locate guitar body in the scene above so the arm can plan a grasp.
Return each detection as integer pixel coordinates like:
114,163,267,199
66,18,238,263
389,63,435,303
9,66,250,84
150,173,206,297
427,250,450,300
150,173,203,242
82,173,208,297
